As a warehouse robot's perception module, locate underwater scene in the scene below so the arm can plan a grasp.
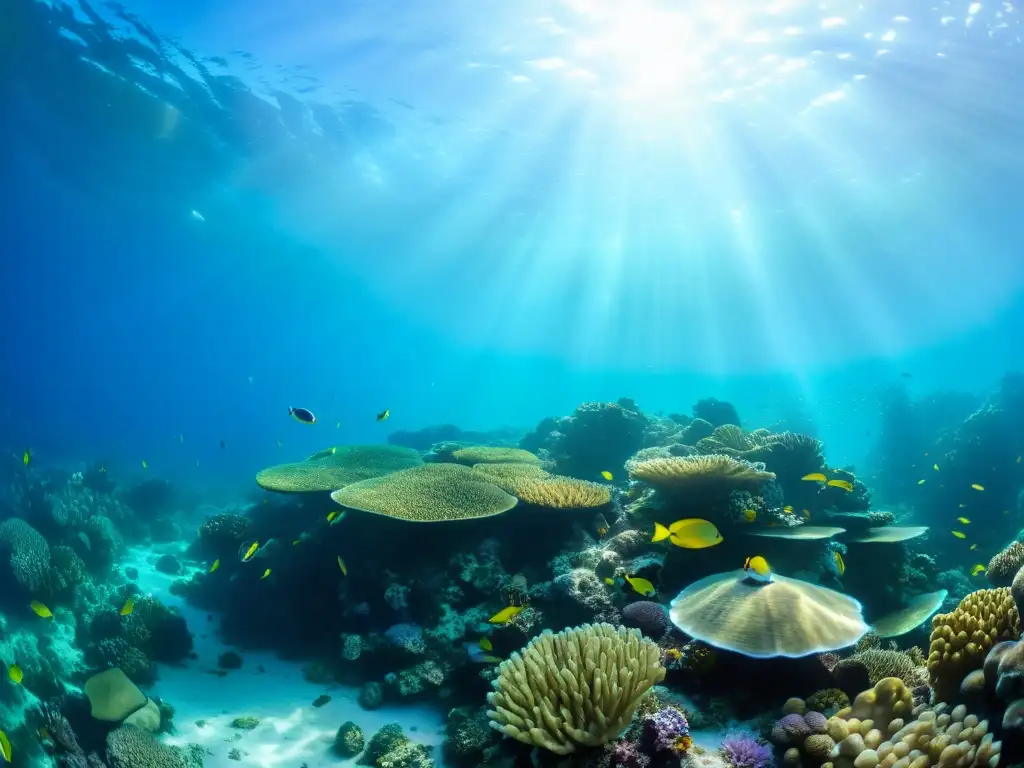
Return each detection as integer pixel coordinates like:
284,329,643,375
3,0,1024,767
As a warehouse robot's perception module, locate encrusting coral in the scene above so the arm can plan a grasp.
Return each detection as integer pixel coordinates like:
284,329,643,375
486,622,665,754
927,587,1020,703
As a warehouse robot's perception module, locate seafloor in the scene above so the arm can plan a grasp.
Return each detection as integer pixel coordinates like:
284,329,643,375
1,374,1023,768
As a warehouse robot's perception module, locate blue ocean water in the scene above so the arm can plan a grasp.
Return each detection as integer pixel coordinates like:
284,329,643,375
2,0,1024,766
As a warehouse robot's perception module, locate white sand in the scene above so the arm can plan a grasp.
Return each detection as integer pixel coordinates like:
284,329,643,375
124,546,448,767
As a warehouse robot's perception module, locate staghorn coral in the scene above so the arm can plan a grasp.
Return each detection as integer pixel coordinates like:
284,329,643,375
452,446,540,465
987,541,1024,587
331,464,517,522
0,516,52,592
256,445,423,493
486,623,665,755
927,587,1020,703
511,475,611,509
629,454,775,493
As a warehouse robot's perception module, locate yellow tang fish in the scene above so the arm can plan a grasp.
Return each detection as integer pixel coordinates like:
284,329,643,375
652,522,671,543
933,463,940,471
120,599,134,616
743,509,757,523
478,637,493,652
743,555,772,583
327,510,341,523
834,551,846,578
971,483,985,491
783,505,794,514
971,564,987,576
0,728,10,763
801,472,827,482
29,600,52,619
918,479,926,485
489,605,525,624
209,559,220,573
957,517,971,525
8,664,23,685
22,449,31,468
624,575,656,597
141,460,147,469
667,519,723,549
604,577,615,586
261,568,271,580
337,556,348,576
952,530,967,539
242,541,259,562
970,544,978,550
827,479,854,492
600,470,614,481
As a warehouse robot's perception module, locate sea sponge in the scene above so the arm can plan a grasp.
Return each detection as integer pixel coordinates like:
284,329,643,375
988,542,1024,587
256,444,423,493
927,587,1020,703
510,476,611,509
486,623,665,754
84,668,148,721
331,463,517,522
668,570,869,658
628,454,775,493
105,725,189,768
452,446,540,465
0,517,51,592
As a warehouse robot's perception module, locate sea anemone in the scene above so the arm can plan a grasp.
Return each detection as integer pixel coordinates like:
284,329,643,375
720,731,773,768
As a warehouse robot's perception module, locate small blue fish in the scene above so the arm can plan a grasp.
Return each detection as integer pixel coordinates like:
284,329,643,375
463,642,502,664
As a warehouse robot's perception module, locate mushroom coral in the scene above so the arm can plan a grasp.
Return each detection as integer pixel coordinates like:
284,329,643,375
668,570,869,658
331,463,517,522
255,445,422,493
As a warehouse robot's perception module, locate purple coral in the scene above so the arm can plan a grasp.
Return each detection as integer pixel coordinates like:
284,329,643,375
608,740,652,768
622,601,670,638
721,731,774,768
643,707,690,754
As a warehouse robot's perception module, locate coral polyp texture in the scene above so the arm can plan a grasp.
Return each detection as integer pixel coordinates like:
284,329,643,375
509,476,611,509
669,570,869,658
987,541,1024,587
927,587,1020,703
486,623,665,754
331,463,518,521
451,446,541,465
627,454,775,492
255,444,423,492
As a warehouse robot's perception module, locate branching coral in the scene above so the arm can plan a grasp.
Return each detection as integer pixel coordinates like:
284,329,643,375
486,623,665,754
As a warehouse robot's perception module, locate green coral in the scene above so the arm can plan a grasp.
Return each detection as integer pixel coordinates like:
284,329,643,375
0,517,51,592
230,716,260,730
256,445,423,493
335,722,365,757
805,688,850,714
359,723,434,768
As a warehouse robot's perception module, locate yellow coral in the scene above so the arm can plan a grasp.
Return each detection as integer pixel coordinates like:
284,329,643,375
987,541,1024,587
451,446,541,465
471,462,550,492
512,477,611,509
927,587,1020,703
627,454,775,492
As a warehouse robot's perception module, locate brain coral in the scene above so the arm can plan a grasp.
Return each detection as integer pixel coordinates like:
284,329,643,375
486,623,665,754
988,541,1024,587
0,517,52,592
256,445,423,493
628,454,775,493
927,587,1020,704
621,601,671,638
452,446,540,465
331,464,517,522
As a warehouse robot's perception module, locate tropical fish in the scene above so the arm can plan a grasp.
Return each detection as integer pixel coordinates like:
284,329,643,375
600,470,614,481
952,531,967,539
970,544,978,550
668,519,723,549
971,564,987,576
743,555,772,583
8,664,22,685
376,409,390,421
489,605,525,624
261,568,271,580
959,503,967,508
478,637,493,652
971,484,985,491
932,463,939,471
834,551,846,578
22,449,30,468
120,599,134,616
29,601,52,619
918,479,926,485
624,575,656,597
209,559,220,573
336,422,340,429
463,642,502,664
743,509,757,523
783,505,794,514
242,541,259,562
604,577,615,586
957,517,971,525
827,479,854,492
141,460,148,470
309,447,338,460
652,522,671,543
802,509,811,519
289,407,316,424
337,556,348,576
0,729,10,763
327,510,341,523
801,473,827,482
